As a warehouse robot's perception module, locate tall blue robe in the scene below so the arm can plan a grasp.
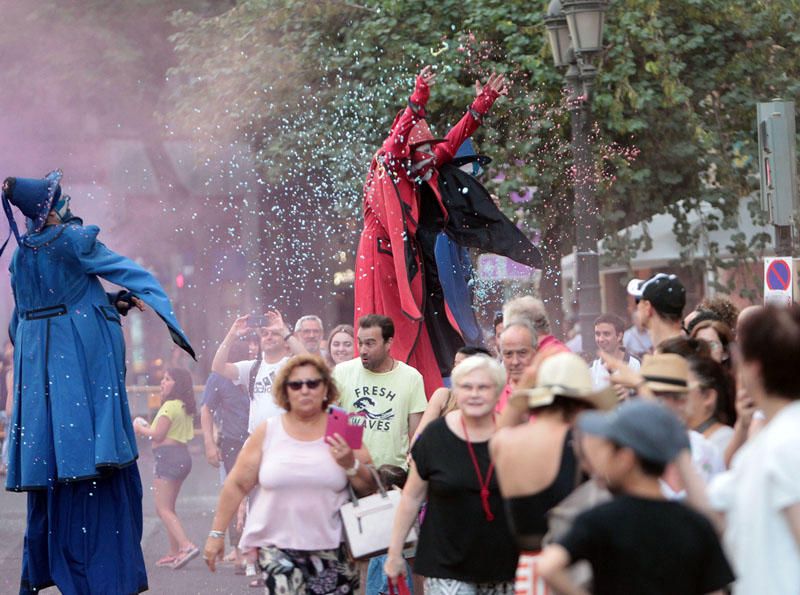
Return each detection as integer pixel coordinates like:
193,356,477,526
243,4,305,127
6,222,194,491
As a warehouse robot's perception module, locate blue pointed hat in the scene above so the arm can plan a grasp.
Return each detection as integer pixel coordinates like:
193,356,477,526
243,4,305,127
0,169,63,257
451,139,492,168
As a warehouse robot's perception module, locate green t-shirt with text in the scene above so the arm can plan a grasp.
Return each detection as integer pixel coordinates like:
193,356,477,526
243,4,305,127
333,358,427,469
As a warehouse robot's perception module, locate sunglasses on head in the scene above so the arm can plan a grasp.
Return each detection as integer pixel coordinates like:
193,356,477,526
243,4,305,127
286,378,325,391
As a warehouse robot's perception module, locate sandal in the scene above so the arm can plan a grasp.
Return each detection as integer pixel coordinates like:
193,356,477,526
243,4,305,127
156,554,178,567
172,545,200,569
223,549,237,563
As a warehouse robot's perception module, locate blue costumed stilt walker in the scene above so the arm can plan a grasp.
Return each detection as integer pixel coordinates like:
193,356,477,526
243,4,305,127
1,170,195,594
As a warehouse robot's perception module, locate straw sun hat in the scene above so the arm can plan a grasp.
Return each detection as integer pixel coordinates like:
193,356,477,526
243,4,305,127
511,352,618,411
639,353,689,394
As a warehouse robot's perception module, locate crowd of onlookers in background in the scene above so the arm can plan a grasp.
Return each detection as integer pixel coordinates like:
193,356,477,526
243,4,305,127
20,270,793,594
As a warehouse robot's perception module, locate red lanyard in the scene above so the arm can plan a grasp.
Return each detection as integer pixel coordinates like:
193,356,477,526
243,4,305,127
460,414,495,522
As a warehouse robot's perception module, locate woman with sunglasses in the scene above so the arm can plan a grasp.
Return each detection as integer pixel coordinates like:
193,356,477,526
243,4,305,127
203,354,375,594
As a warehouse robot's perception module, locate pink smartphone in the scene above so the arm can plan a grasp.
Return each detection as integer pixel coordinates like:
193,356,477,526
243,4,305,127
325,406,364,450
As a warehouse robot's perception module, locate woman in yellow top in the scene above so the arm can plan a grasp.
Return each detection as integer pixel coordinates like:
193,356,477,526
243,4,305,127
134,367,198,569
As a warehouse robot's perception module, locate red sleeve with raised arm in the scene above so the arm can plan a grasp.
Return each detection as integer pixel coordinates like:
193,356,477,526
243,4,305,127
434,87,500,164
382,76,430,161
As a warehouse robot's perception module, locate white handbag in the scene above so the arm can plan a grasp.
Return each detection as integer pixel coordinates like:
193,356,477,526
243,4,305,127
339,466,417,560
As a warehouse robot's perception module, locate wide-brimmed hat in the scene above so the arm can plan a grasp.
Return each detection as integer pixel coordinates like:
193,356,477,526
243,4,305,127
512,352,617,411
408,119,446,148
639,353,689,393
451,138,492,168
577,399,690,465
627,273,686,316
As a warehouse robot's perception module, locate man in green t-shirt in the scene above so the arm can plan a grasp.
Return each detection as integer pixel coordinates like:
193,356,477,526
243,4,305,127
333,315,428,469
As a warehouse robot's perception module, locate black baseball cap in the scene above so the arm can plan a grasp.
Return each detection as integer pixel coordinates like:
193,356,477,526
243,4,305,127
627,273,686,316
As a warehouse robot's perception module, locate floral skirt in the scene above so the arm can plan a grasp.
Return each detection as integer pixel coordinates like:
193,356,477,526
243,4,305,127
258,544,358,595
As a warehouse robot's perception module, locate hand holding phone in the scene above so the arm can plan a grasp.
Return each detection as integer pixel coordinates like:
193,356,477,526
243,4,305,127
325,406,364,450
246,314,268,328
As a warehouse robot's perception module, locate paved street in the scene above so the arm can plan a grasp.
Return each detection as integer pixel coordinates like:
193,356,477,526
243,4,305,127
0,438,256,594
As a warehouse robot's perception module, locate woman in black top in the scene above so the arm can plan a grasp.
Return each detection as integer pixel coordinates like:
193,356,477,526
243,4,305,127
491,352,616,595
385,355,518,594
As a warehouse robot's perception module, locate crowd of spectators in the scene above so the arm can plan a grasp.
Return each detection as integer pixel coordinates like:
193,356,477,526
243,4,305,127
112,271,800,594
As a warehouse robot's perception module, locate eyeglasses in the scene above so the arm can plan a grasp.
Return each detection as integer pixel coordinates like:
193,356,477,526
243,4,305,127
286,378,325,391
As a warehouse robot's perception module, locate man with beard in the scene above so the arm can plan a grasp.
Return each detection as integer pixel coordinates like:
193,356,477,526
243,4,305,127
212,311,305,433
333,314,427,469
294,314,326,358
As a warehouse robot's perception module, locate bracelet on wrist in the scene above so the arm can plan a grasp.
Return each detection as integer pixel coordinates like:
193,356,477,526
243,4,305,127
209,530,225,539
345,458,361,477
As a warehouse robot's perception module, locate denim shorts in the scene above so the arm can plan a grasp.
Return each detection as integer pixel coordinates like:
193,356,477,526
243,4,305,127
153,444,192,481
366,554,413,595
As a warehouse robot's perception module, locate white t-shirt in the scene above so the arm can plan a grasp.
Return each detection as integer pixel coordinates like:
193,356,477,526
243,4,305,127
234,357,289,433
589,353,640,390
661,430,725,501
708,401,800,594
707,424,735,457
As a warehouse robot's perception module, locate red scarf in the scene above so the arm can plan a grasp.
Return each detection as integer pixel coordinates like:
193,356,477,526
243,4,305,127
460,414,495,522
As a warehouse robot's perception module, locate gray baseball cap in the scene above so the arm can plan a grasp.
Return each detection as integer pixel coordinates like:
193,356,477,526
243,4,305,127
577,399,690,465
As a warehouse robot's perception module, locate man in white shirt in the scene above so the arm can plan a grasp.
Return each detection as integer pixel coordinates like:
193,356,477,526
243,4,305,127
590,313,640,391
212,311,305,433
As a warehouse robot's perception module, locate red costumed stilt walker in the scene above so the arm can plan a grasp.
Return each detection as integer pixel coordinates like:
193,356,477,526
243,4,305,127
355,66,506,396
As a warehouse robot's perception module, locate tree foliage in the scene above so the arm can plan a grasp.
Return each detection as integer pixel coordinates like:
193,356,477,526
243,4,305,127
164,0,800,309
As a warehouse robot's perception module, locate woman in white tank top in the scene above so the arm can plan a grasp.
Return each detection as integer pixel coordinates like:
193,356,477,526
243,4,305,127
202,354,376,595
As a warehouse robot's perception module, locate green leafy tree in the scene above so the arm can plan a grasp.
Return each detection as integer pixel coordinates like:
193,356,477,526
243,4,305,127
165,0,800,325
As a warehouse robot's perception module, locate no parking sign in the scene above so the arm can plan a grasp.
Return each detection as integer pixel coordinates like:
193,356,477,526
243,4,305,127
764,257,793,306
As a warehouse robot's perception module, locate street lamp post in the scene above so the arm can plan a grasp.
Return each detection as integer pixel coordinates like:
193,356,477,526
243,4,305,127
544,0,608,356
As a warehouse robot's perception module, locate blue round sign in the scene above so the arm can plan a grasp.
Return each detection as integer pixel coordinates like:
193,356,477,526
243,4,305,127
766,259,791,291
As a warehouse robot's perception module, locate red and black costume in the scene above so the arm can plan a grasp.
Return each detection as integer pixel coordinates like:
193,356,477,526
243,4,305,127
355,75,501,396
